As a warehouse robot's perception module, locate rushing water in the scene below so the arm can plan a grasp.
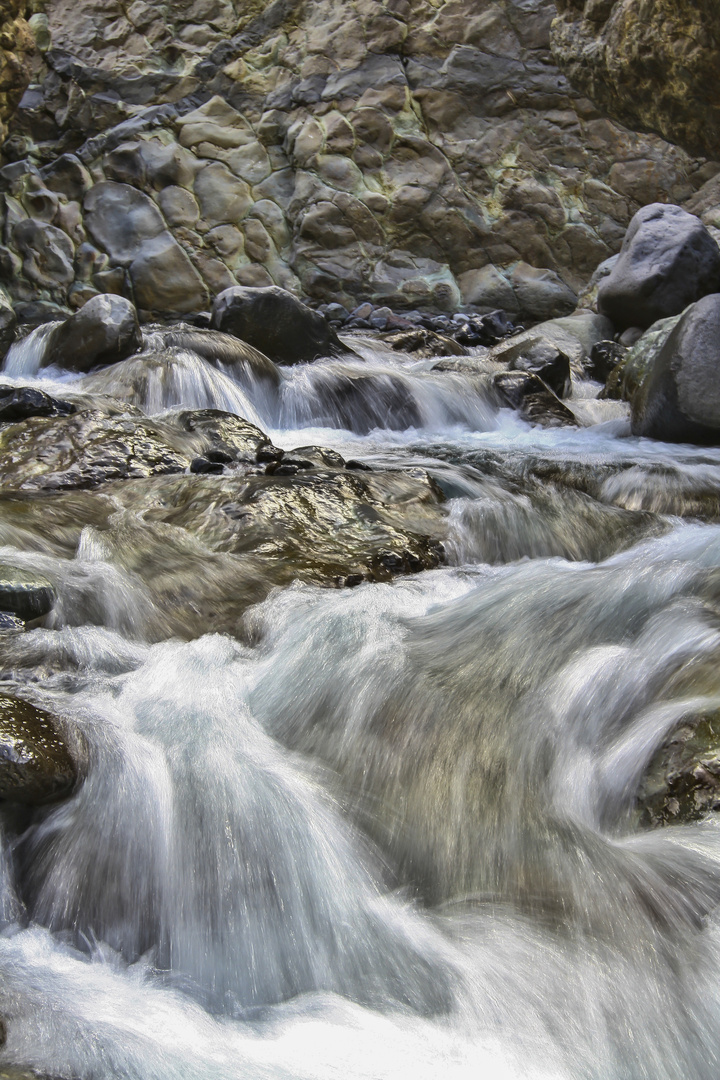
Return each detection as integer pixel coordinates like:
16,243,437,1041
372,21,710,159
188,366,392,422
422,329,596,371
2,327,720,1078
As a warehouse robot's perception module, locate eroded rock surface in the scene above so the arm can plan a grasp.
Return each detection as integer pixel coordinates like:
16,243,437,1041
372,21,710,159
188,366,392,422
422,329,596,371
0,0,713,318
551,0,720,160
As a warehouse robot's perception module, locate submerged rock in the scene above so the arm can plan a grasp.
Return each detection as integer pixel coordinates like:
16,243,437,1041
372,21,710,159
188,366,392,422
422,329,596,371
0,565,55,621
382,329,467,358
597,204,720,331
47,294,142,373
211,285,346,365
638,712,720,828
0,694,77,805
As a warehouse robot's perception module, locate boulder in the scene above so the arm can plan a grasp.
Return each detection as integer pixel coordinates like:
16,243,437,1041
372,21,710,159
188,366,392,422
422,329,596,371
0,564,55,620
626,293,720,443
0,290,16,359
48,294,142,373
597,204,720,331
489,311,614,376
0,694,77,804
211,285,346,365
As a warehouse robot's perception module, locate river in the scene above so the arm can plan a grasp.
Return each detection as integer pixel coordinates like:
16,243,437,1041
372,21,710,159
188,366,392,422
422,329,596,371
0,327,719,1079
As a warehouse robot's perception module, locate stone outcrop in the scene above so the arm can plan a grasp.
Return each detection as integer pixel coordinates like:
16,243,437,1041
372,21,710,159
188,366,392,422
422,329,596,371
0,0,713,318
551,1,720,160
0,0,35,146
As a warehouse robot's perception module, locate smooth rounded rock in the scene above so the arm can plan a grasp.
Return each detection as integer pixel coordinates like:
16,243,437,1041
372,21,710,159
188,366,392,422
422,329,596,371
48,294,142,373
0,694,77,805
598,203,720,331
211,285,345,365
84,181,166,267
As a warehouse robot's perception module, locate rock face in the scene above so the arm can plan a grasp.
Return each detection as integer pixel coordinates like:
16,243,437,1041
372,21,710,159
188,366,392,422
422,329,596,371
625,294,720,443
551,0,720,160
211,284,344,364
597,204,720,331
0,0,713,316
0,0,35,145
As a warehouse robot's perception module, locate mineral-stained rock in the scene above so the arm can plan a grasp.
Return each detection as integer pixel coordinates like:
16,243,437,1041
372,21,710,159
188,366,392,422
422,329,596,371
0,694,77,804
551,0,720,160
48,294,142,373
0,0,35,145
597,204,720,331
211,285,346,365
625,294,720,443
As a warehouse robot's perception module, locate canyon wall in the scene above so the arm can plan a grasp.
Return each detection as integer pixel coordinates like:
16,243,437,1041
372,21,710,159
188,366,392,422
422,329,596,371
0,0,715,317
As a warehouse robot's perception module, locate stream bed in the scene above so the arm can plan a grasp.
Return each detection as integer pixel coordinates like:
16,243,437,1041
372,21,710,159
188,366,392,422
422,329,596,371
0,329,720,1078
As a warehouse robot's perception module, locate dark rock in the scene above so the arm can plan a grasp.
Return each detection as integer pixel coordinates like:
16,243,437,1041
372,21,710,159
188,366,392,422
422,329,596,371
619,327,644,348
509,343,572,398
211,285,346,365
0,565,55,621
12,301,71,326
290,445,346,469
190,456,224,474
628,293,720,443
0,387,75,422
48,294,142,373
0,291,16,359
129,232,209,317
0,612,25,631
40,153,93,201
160,327,280,385
589,340,626,383
494,370,577,428
511,263,578,321
0,694,77,805
597,204,720,331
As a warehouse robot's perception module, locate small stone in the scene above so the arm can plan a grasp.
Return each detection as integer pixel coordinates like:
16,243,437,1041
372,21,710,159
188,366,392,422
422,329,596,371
0,565,56,620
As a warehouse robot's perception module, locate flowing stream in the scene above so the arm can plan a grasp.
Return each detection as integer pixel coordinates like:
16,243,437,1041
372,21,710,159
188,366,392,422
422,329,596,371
1,328,720,1078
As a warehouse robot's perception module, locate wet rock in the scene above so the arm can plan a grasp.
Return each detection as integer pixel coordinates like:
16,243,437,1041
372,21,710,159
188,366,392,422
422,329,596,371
589,340,626,384
382,329,467,359
211,286,347,365
0,387,75,423
160,327,280,385
626,294,720,443
597,204,720,331
40,154,92,202
0,694,77,805
638,712,720,828
0,565,55,621
494,370,577,428
509,343,571,399
48,294,142,373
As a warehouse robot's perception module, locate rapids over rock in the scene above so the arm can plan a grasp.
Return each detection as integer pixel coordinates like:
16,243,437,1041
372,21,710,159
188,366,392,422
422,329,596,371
2,319,720,1080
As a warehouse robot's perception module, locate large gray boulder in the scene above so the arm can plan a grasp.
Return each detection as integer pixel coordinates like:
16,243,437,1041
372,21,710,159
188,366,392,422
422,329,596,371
598,204,720,331
48,294,142,373
83,181,166,266
628,293,720,442
211,285,345,365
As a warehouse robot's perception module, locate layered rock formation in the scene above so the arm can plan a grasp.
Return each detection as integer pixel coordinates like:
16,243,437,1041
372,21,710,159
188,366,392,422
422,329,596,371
0,0,714,318
551,0,720,160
